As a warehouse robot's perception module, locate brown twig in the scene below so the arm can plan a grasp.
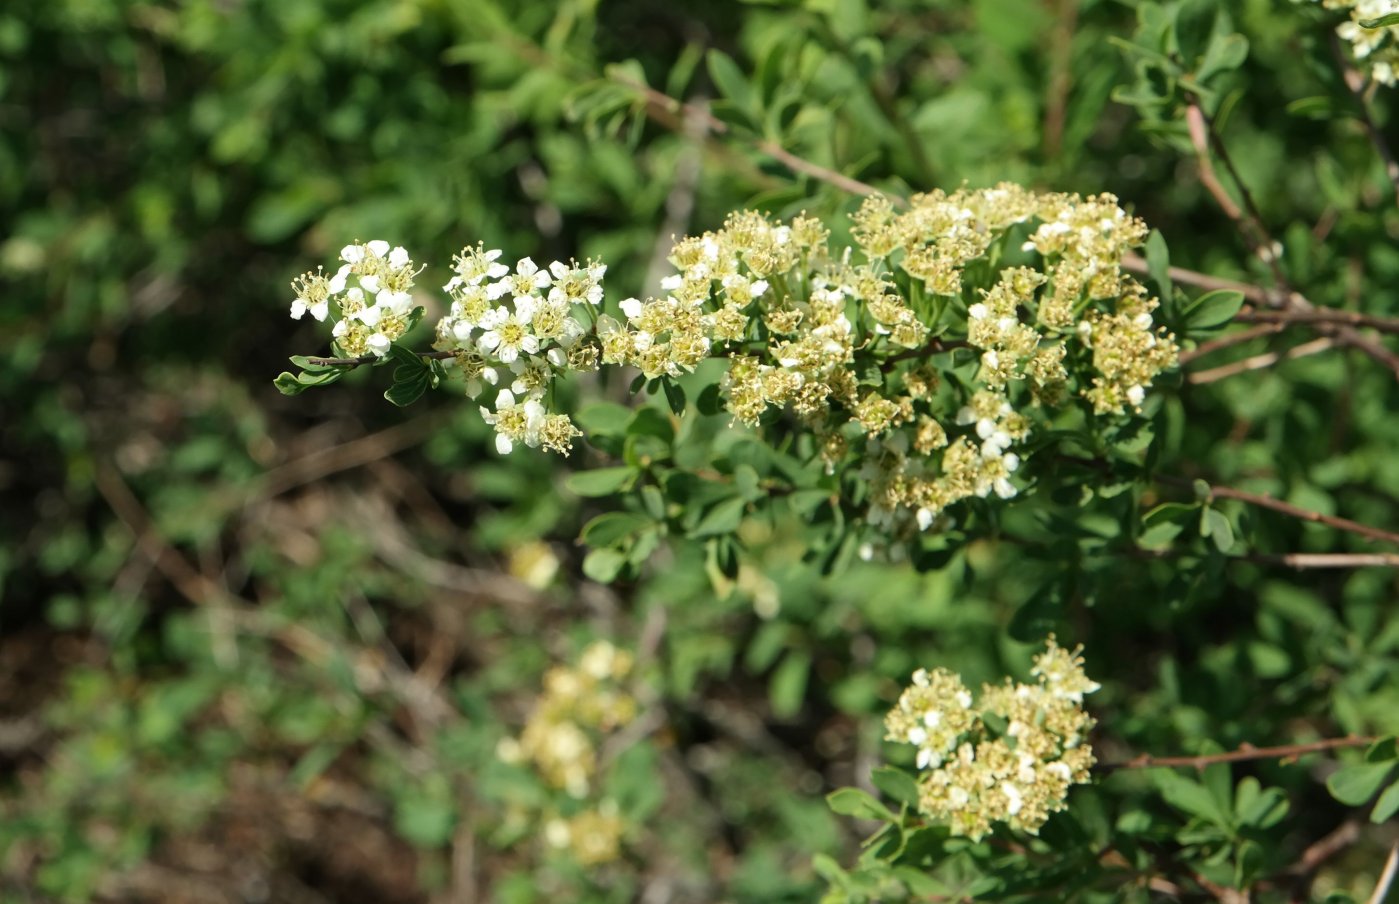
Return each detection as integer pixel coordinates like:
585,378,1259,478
1284,818,1364,879
94,460,246,609
1186,101,1289,291
1237,308,1399,334
1369,842,1399,904
1183,102,1399,378
1179,323,1287,365
1123,255,1399,337
1187,337,1336,384
1099,735,1374,773
1153,472,1399,546
303,350,456,368
620,76,887,200
1128,548,1399,569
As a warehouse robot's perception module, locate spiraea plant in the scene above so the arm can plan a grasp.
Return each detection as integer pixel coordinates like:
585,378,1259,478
282,185,1179,556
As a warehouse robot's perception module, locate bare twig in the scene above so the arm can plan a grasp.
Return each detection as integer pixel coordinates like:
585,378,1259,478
619,76,886,200
1186,103,1281,293
1183,101,1399,378
1370,842,1399,904
1187,337,1336,384
251,415,447,503
1128,548,1399,569
1284,818,1364,878
1179,323,1287,364
1153,472,1399,546
303,350,455,368
1099,735,1374,773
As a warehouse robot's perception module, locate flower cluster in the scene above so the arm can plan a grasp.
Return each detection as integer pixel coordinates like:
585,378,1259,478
291,185,1178,531
290,240,423,357
885,637,1099,841
496,642,637,866
433,247,604,455
1319,0,1399,85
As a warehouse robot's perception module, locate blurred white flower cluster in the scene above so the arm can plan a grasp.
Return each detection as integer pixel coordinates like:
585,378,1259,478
884,637,1099,841
1321,0,1399,84
496,641,637,866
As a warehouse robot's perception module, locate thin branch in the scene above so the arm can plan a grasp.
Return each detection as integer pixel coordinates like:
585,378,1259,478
1153,472,1399,546
621,77,887,200
1179,323,1286,364
1128,548,1399,569
1123,254,1399,336
1099,735,1374,773
1368,842,1399,904
1284,818,1364,878
1184,101,1399,378
1189,102,1288,289
304,350,456,369
1187,337,1336,384
1334,35,1399,207
1238,308,1399,335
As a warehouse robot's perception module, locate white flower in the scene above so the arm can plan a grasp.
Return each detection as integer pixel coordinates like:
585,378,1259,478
478,309,538,364
376,289,413,315
367,332,392,356
388,246,410,268
1001,782,1023,816
366,240,390,258
341,244,365,264
328,265,349,294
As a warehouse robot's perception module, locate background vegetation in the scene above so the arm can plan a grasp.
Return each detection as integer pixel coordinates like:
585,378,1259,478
2,0,1398,901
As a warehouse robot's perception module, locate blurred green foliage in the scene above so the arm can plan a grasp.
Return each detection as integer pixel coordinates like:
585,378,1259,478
3,0,1399,901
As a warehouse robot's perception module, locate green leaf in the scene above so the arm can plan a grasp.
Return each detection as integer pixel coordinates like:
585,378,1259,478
825,787,894,822
706,49,757,122
661,378,686,415
582,548,627,583
566,467,637,497
394,794,456,848
384,373,429,407
1286,96,1334,120
696,382,725,416
1196,33,1248,83
1371,780,1399,823
1145,229,1172,300
274,372,308,395
580,511,653,547
690,495,748,538
1154,770,1231,826
1200,507,1235,553
575,402,634,436
1184,289,1246,332
628,406,675,443
1327,762,1397,806
770,650,811,719
1360,12,1399,28
870,766,920,808
734,464,763,502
